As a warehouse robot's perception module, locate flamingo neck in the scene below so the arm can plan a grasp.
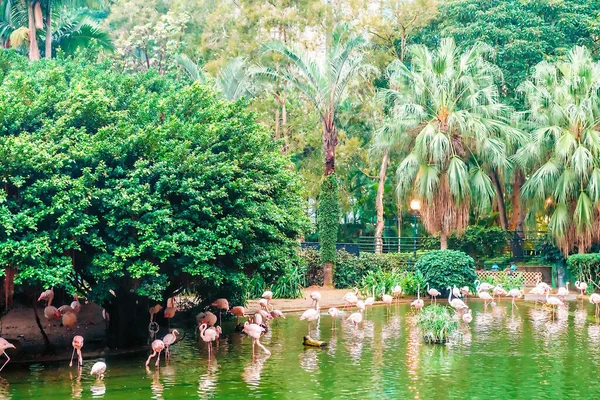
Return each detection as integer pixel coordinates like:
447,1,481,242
448,288,452,302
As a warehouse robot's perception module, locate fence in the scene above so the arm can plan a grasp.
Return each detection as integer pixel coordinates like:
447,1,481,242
476,270,542,286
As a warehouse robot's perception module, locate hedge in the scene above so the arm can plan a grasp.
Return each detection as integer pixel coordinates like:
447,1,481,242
566,253,600,289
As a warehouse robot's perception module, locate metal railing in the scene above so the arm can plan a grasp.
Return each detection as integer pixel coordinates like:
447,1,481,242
358,236,425,254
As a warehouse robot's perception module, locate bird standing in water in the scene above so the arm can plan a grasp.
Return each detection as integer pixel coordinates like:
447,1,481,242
211,298,230,325
199,323,217,357
243,322,270,356
90,361,106,380
70,335,84,367
0,338,15,372
162,329,179,360
146,340,165,367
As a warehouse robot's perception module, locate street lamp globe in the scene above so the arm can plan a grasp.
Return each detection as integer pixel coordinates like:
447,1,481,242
410,199,421,211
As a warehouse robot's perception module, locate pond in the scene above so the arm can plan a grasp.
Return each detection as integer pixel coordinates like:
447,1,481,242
2,299,600,399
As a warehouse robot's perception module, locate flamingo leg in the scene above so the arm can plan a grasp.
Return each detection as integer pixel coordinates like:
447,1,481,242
145,351,156,367
256,340,270,355
0,353,10,372
155,350,161,367
77,349,82,367
69,347,76,367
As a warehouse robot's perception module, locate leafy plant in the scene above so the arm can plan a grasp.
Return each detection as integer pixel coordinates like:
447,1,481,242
358,268,425,297
481,272,524,290
416,250,477,292
248,273,266,300
318,174,340,286
416,304,458,344
566,254,600,290
271,263,306,299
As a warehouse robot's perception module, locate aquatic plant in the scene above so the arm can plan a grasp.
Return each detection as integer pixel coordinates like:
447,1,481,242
415,304,458,344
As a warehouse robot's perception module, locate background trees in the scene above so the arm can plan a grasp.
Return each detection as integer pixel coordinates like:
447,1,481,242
0,53,307,346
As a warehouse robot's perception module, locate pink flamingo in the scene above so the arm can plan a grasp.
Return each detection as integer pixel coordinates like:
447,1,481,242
262,291,273,309
545,288,563,317
347,309,363,335
211,298,230,325
231,306,245,324
426,283,441,304
576,281,588,299
590,293,600,316
243,322,270,355
492,285,508,302
300,308,319,334
38,289,60,321
0,338,15,372
164,298,176,328
310,291,322,309
197,311,217,327
145,339,165,367
342,288,359,309
199,323,217,357
411,284,424,311
328,307,339,330
270,309,285,326
70,335,84,367
149,304,163,322
557,282,570,300
460,286,470,302
162,329,179,360
381,286,393,314
507,288,524,309
258,299,270,311
62,311,77,329
478,289,493,307
462,309,473,324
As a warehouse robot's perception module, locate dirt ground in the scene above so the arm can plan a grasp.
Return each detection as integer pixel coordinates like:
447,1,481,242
1,302,107,356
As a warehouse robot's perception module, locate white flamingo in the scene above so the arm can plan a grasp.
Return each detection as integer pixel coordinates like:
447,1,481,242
342,288,359,309
590,293,600,316
243,322,270,355
545,288,564,317
300,308,320,334
474,280,495,292
478,289,493,307
447,287,468,311
507,288,524,309
557,282,570,300
426,283,441,304
460,286,471,300
492,285,508,302
347,309,363,335
575,281,588,299
452,285,462,298
310,291,321,309
381,286,393,314
392,285,402,301
462,309,473,324
328,307,339,330
90,361,106,380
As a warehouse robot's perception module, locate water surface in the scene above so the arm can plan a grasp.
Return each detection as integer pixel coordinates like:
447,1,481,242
2,300,600,399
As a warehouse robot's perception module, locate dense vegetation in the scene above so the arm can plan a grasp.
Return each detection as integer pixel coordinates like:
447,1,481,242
0,53,307,346
1,0,600,295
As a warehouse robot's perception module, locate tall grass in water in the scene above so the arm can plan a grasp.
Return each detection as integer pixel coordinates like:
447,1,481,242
416,304,458,344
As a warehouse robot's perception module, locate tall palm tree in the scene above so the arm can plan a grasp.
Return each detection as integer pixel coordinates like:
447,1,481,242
517,46,600,255
387,38,520,249
258,22,375,286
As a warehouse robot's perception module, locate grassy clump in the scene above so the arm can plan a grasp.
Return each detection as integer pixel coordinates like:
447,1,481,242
416,304,458,344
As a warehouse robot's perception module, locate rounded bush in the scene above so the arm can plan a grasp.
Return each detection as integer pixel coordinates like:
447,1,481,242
415,250,477,292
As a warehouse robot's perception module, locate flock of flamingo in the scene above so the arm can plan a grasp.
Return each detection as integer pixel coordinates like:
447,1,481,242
0,278,598,381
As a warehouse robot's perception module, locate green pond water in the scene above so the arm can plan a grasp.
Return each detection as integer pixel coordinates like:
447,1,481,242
2,300,600,399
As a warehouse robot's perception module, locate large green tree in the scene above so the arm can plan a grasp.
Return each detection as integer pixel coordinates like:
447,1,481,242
0,53,307,347
517,46,600,256
389,38,521,249
259,22,375,286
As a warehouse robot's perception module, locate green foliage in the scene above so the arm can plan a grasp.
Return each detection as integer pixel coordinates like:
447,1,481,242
480,272,525,290
358,268,425,298
271,262,306,299
248,273,267,300
416,250,477,291
318,174,340,264
416,304,458,344
566,254,600,289
0,53,308,312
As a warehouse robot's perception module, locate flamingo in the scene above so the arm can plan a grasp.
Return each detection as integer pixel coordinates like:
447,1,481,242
270,309,285,323
392,285,402,301
347,309,363,335
70,335,84,367
426,283,441,304
256,309,273,322
299,308,320,334
356,300,365,313
474,280,495,292
211,298,230,325
381,290,393,313
328,307,339,330
575,281,588,299
258,298,270,311
545,288,564,316
262,291,273,310
507,288,524,309
448,287,468,311
342,288,359,309
243,322,270,355
460,286,470,300
411,283,424,311
58,305,74,315
199,323,217,357
146,339,165,367
90,361,106,380
0,338,15,372
365,287,375,311
149,304,163,322
71,296,82,314
254,312,264,326
162,329,179,360
478,289,493,307
164,297,177,328
310,291,321,310
38,289,60,321
492,285,508,302
589,293,600,316
62,311,77,329
557,282,570,300
462,309,473,324
197,311,217,327
231,306,245,324
452,285,462,298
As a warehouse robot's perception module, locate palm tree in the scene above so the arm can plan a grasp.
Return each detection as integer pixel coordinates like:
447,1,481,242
516,46,600,255
258,22,375,286
387,38,520,249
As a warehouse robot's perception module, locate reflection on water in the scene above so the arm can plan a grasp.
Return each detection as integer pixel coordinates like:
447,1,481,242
2,301,600,398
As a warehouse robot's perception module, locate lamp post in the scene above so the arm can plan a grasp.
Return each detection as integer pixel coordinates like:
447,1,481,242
410,199,421,260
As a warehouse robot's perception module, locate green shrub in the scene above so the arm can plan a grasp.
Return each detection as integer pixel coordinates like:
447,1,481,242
480,272,524,289
318,175,340,265
271,263,306,299
358,269,425,297
416,304,458,344
567,253,600,290
416,250,477,292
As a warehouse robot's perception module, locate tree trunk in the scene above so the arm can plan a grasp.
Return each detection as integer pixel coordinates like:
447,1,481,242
44,1,51,58
490,169,508,230
397,200,403,252
323,120,337,176
323,261,333,287
28,3,41,61
274,106,280,140
440,232,448,250
374,149,389,254
510,171,525,238
281,88,288,154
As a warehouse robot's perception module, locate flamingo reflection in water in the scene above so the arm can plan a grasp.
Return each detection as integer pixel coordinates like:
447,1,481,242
198,358,220,396
146,365,164,398
242,354,270,388
70,367,82,399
